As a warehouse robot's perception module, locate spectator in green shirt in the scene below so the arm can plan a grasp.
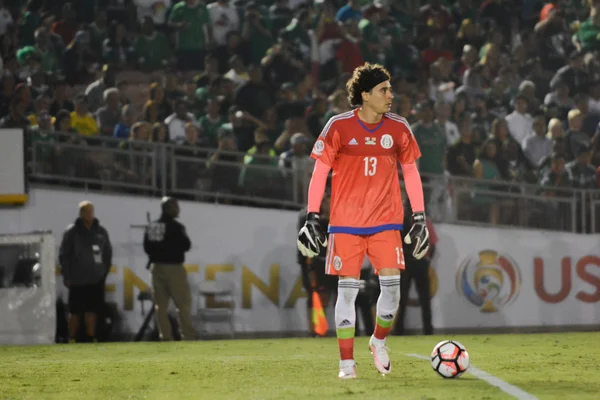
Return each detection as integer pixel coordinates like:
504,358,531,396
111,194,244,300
198,96,225,148
412,99,446,176
135,17,171,71
358,5,385,64
168,0,212,70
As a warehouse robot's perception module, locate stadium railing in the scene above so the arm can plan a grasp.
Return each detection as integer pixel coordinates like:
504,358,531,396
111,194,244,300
417,173,590,233
26,130,600,233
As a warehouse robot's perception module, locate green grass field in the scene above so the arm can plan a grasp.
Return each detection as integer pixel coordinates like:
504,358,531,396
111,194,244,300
1,332,599,400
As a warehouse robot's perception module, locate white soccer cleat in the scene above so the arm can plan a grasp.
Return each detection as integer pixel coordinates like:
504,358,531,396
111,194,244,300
338,359,357,380
369,335,391,375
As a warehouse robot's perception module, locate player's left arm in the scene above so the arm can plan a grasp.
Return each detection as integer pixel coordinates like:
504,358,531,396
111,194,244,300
395,118,430,260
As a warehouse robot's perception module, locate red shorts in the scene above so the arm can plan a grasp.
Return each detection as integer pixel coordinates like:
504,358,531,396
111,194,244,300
324,230,405,276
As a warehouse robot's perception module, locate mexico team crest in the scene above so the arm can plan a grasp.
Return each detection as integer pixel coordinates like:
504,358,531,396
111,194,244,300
380,134,393,149
333,256,342,271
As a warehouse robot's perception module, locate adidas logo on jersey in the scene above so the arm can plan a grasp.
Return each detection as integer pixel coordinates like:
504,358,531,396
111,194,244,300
349,138,358,145
365,137,376,145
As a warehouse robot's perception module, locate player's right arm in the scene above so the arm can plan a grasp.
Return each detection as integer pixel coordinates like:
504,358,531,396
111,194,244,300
297,118,342,258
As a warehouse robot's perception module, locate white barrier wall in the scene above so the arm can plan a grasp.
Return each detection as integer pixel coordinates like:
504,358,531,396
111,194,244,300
1,187,599,335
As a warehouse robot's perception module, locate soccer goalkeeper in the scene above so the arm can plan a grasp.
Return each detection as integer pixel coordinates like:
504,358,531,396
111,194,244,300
297,63,429,379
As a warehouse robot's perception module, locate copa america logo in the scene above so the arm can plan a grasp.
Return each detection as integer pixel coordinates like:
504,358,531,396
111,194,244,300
456,250,522,313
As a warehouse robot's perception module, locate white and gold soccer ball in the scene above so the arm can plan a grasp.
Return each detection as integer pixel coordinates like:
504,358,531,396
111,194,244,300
430,340,470,379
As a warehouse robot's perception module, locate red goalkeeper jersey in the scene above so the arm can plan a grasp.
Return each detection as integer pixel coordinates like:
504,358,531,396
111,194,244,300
310,109,421,234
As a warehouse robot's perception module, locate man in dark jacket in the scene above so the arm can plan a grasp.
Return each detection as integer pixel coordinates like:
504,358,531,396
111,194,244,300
59,201,112,343
395,203,438,336
143,197,195,341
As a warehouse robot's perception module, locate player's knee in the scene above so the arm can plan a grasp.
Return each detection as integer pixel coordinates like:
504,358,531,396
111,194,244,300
380,279,400,304
337,278,359,304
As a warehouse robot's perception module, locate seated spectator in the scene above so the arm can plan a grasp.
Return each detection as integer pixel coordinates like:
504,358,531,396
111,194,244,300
52,3,79,46
165,99,198,143
566,145,597,189
113,104,136,140
96,88,121,136
102,21,135,68
412,99,446,176
544,79,574,120
305,97,327,138
174,122,211,191
85,64,117,113
89,9,108,54
238,134,281,199
234,64,274,120
143,82,172,123
546,117,565,140
116,80,131,107
0,98,31,128
34,27,58,74
207,127,242,196
27,94,50,126
446,114,476,176
152,122,168,143
435,100,460,145
522,113,551,168
473,139,502,224
244,131,277,164
505,94,533,144
225,105,266,152
70,94,98,137
224,55,249,87
28,110,57,173
278,132,313,201
573,93,600,138
565,109,591,161
49,78,74,116
62,30,96,86
336,0,362,23
539,153,572,230
198,96,225,148
588,80,600,115
334,19,363,76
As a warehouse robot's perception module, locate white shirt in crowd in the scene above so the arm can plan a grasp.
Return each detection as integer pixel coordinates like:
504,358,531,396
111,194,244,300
164,112,198,143
522,134,552,167
0,6,13,36
438,119,460,145
133,0,168,24
207,2,240,46
588,97,600,115
224,69,249,86
505,111,533,145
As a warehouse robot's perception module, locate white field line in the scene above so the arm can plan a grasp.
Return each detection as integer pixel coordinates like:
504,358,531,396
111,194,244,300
405,353,539,400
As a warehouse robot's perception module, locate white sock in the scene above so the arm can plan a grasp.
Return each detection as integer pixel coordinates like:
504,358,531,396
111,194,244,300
335,278,359,358
373,275,401,344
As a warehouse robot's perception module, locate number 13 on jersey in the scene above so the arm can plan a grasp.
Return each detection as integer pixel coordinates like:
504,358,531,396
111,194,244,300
363,157,377,176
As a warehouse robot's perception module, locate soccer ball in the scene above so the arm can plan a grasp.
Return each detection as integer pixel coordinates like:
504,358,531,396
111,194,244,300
430,340,470,379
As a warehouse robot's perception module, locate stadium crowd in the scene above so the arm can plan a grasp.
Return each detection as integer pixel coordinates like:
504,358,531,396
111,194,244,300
2,0,600,229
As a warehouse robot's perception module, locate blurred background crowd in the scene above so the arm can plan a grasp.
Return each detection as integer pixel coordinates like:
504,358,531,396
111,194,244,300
2,0,600,230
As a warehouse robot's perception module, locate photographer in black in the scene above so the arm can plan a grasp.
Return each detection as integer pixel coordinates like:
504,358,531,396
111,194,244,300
395,203,438,336
143,197,196,341
297,192,337,336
